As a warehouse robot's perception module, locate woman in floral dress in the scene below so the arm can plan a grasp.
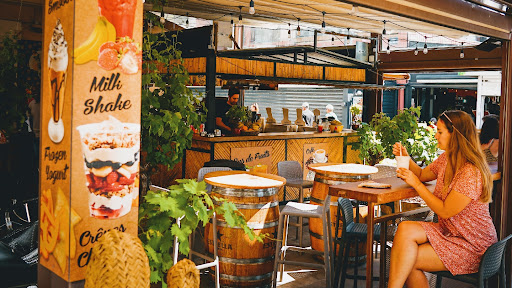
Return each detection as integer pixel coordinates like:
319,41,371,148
388,110,497,288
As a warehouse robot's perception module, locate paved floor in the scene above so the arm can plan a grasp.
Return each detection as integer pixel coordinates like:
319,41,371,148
195,215,474,288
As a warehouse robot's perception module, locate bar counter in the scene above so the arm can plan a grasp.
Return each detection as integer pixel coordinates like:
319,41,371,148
184,130,359,200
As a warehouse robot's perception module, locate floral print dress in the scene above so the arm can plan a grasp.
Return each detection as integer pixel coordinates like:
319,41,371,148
420,153,497,275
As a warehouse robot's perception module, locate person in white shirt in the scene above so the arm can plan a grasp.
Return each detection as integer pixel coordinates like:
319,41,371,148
301,102,315,126
325,104,338,121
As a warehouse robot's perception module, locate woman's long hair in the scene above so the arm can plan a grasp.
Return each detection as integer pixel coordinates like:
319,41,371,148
439,110,492,202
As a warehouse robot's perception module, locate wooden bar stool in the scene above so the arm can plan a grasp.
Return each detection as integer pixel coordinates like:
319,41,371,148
277,161,313,247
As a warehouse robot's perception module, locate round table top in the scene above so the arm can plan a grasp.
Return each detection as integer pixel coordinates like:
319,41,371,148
307,163,379,176
204,170,286,189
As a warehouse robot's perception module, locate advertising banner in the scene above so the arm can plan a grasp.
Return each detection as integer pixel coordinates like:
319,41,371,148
303,143,329,180
40,0,142,285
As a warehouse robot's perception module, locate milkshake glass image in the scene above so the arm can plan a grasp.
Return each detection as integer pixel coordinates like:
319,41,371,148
77,116,140,219
48,19,68,143
98,0,138,38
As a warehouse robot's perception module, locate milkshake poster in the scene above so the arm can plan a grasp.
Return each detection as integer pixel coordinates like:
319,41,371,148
40,0,142,283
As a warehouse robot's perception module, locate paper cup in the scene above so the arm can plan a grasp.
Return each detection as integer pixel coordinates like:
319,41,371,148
396,156,410,170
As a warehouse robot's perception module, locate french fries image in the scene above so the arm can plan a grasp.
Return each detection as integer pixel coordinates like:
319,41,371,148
39,188,82,274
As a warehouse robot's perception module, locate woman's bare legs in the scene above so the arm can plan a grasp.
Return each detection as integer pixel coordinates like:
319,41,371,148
388,221,446,288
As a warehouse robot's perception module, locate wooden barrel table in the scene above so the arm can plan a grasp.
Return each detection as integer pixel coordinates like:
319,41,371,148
307,163,378,262
204,171,285,288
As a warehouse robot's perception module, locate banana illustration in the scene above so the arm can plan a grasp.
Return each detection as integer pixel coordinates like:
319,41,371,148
74,16,116,64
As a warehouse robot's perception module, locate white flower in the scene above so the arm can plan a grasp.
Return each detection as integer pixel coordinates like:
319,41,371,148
407,138,414,145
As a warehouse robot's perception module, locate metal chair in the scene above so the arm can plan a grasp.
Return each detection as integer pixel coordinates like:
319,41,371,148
433,234,512,288
197,167,232,193
150,185,220,288
277,161,314,247
272,195,333,288
334,197,385,288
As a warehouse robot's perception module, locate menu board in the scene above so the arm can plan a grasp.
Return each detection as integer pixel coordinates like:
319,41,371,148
40,0,142,284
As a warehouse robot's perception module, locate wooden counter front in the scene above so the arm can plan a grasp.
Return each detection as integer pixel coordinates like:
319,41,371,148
185,131,358,201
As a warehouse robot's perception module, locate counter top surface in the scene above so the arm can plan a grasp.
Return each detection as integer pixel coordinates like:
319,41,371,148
193,130,357,142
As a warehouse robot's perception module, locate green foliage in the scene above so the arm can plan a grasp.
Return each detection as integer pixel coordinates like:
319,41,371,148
352,122,384,165
0,32,26,137
353,107,437,165
350,105,361,116
226,105,250,127
139,179,265,287
141,12,205,174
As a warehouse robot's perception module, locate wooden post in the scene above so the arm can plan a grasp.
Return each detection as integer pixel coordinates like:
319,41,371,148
205,49,217,133
499,40,512,288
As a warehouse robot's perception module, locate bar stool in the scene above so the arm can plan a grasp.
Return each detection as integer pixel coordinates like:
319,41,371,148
277,161,314,247
272,195,333,288
149,185,220,288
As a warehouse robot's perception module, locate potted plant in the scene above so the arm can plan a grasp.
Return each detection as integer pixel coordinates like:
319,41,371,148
350,105,361,130
141,11,205,192
352,107,437,166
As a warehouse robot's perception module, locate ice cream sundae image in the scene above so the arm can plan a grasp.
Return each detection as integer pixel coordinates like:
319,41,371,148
77,116,140,219
48,19,68,143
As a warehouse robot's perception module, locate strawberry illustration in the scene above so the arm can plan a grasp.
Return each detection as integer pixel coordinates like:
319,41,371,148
99,41,119,53
97,48,119,70
119,50,139,74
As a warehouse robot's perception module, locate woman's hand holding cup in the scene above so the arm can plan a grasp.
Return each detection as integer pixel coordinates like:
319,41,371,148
393,142,409,156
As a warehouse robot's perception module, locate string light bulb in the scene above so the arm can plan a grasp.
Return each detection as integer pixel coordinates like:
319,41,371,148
332,36,334,42
321,11,326,34
297,18,301,36
460,42,465,59
288,23,291,38
386,44,390,54
160,10,165,24
414,44,418,55
249,0,255,15
347,28,350,40
238,6,243,25
423,36,428,54
185,12,189,27
382,20,386,35
230,13,234,28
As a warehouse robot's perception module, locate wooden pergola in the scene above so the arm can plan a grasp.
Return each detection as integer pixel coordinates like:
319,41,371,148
145,0,512,283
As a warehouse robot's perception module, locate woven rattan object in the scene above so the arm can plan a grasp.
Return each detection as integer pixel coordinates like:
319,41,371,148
85,229,150,288
167,259,200,288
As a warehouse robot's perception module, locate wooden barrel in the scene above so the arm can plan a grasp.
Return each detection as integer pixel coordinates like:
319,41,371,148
204,171,284,288
308,164,377,263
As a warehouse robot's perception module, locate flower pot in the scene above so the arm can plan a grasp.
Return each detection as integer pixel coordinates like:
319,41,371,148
351,124,359,130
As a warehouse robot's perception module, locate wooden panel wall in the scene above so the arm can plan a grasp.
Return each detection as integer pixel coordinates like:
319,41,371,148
216,57,275,77
182,57,207,74
345,136,361,164
185,150,211,179
325,67,366,82
213,139,286,175
275,63,324,80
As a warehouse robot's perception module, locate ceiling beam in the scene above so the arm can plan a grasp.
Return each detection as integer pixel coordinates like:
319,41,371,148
378,47,502,72
341,0,512,39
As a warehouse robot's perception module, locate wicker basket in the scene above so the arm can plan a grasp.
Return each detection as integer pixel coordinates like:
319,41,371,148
167,259,200,288
85,230,150,288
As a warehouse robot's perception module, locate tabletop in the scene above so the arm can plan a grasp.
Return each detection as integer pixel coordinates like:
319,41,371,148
329,176,436,204
204,170,286,189
307,163,379,176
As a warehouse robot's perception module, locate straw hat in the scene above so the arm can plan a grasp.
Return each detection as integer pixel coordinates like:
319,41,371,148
85,229,150,288
167,259,200,288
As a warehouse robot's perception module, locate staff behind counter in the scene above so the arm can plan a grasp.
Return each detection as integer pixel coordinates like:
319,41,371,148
215,88,240,135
